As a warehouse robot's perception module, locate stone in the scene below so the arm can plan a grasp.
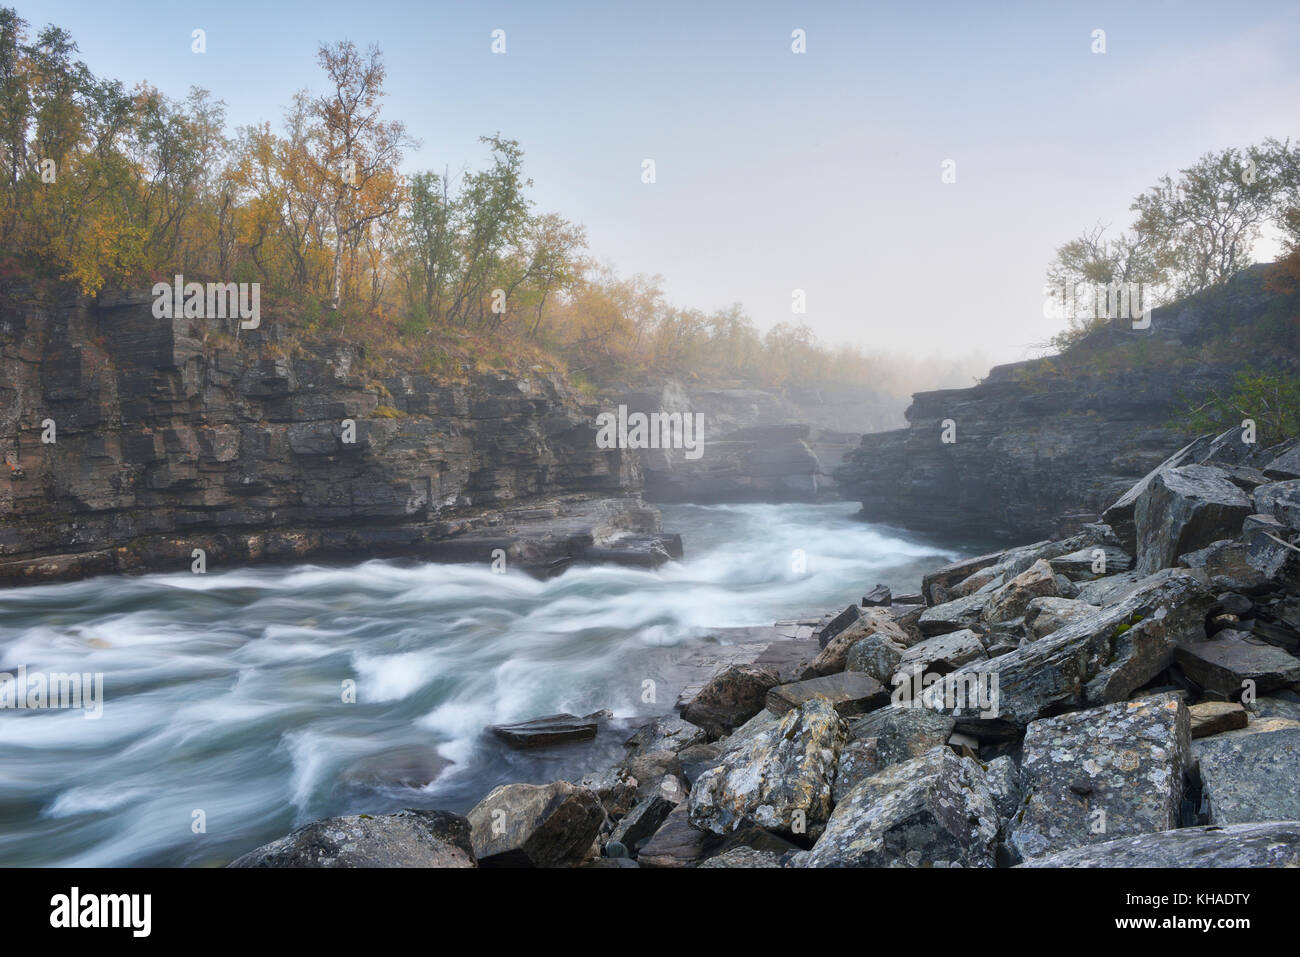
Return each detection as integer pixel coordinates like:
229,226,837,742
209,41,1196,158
1023,597,1099,640
844,630,907,683
765,672,890,717
753,639,820,682
1134,465,1251,575
1246,528,1300,591
896,628,987,677
623,715,707,756
950,566,1004,598
921,551,1005,606
1188,701,1249,738
467,781,605,867
847,705,955,768
1073,570,1143,605
1253,479,1300,524
918,593,989,637
982,755,1022,823
789,747,998,868
830,736,881,805
636,806,710,868
606,775,684,856
861,584,891,606
1049,546,1132,582
1193,722,1300,824
1264,446,1300,480
1175,630,1300,697
815,604,862,649
983,559,1061,624
1008,693,1190,862
679,663,780,739
696,846,783,868
489,711,605,749
935,569,1214,735
688,695,847,839
801,608,910,678
1102,433,1226,555
1178,539,1270,593
229,809,476,868
1018,822,1300,867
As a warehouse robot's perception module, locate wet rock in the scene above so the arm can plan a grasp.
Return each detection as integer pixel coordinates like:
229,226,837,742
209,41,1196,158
1189,701,1249,738
341,745,451,790
679,663,780,738
1134,465,1251,575
789,747,998,868
489,710,606,749
636,805,710,868
1023,597,1099,640
229,809,476,868
623,715,707,756
1018,822,1300,867
983,559,1061,624
861,584,891,606
815,604,862,649
467,780,605,867
1175,630,1300,697
1008,693,1190,862
677,742,724,786
753,639,820,682
1193,722,1300,824
935,569,1213,735
918,593,989,637
766,672,890,717
688,695,847,839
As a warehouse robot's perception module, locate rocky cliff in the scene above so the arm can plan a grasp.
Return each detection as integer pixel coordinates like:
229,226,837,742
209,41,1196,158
0,283,667,585
835,266,1297,541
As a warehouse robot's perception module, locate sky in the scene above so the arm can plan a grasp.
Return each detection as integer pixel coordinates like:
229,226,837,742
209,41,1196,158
16,0,1300,365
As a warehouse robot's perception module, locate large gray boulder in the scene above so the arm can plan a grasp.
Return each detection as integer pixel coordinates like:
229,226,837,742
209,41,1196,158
679,663,780,738
1009,693,1190,862
624,715,708,757
228,809,476,868
931,569,1213,735
765,672,889,717
467,780,605,867
1193,720,1300,824
983,559,1060,624
1175,630,1300,696
1049,546,1132,582
788,747,998,868
1134,465,1251,574
918,593,989,637
1018,822,1300,867
688,695,847,839
896,628,987,676
1023,597,1099,640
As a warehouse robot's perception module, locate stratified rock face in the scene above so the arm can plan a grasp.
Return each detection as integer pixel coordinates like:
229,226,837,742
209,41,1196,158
834,268,1283,542
0,285,652,585
1134,466,1251,574
789,747,998,868
688,695,847,839
466,781,605,867
1017,822,1300,867
1009,693,1190,862
1193,721,1300,824
227,809,476,868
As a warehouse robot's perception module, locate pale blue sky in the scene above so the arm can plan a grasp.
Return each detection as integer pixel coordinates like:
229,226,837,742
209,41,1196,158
17,0,1300,363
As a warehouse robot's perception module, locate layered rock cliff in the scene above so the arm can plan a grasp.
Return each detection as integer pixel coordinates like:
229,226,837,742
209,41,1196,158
0,283,661,585
835,266,1297,541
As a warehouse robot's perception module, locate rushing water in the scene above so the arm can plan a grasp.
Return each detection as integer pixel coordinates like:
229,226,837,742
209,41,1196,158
0,502,975,867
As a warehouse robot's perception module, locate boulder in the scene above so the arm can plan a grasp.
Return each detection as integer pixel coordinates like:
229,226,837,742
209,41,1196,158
228,809,476,868
1073,570,1143,606
844,630,908,684
861,584,892,606
982,559,1059,624
697,846,783,868
1134,465,1251,575
1049,546,1132,582
1018,822,1300,867
1008,693,1190,862
1178,539,1270,593
1193,721,1300,824
831,736,882,805
623,715,707,756
1175,630,1300,697
921,551,1005,606
801,608,912,678
1189,700,1249,738
845,705,955,768
688,695,847,839
982,755,1023,824
932,569,1213,735
918,593,989,637
1023,597,1099,640
467,781,605,867
1246,528,1300,591
489,711,605,749
765,672,890,717
789,747,998,868
636,806,711,868
1253,479,1300,524
606,775,684,856
815,604,862,649
679,663,780,738
896,628,987,677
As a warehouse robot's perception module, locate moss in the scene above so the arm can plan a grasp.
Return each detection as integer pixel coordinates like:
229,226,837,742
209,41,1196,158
370,405,405,419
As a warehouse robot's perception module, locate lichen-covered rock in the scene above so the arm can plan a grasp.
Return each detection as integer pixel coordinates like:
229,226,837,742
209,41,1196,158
983,559,1060,624
624,714,708,756
467,780,605,867
932,569,1213,735
1008,693,1190,862
788,747,998,868
1193,721,1300,824
1134,465,1251,575
697,846,784,868
982,755,1022,823
1017,822,1300,867
844,705,955,769
845,630,909,683
679,663,780,738
831,736,881,805
229,809,476,868
802,608,913,678
688,695,847,839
